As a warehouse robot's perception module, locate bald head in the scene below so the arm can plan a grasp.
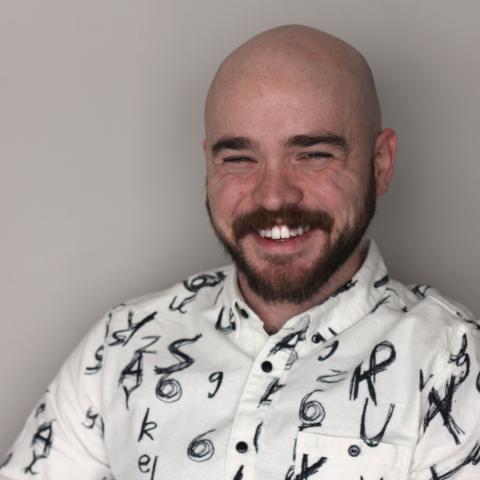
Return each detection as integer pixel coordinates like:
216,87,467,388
205,25,381,140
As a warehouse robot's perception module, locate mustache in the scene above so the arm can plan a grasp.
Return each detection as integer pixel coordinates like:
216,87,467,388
232,205,334,240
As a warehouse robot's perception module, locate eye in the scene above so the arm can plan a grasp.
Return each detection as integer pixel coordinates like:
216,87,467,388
219,155,257,174
298,152,335,170
300,152,334,160
223,156,256,163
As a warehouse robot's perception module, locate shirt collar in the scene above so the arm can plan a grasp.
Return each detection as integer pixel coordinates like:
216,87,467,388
221,238,389,341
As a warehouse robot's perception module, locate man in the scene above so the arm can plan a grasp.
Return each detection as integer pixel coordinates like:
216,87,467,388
1,25,479,480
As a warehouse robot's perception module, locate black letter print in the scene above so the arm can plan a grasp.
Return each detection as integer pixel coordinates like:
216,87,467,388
109,311,157,347
269,324,308,369
119,336,160,409
34,401,46,418
430,442,480,480
155,334,202,403
0,453,12,470
85,315,113,374
170,272,226,314
371,295,391,313
185,272,226,292
215,306,236,334
371,286,401,314
169,295,196,314
312,330,339,362
208,371,224,398
295,454,327,480
285,465,295,480
258,377,285,407
253,422,263,453
350,341,396,405
374,275,389,288
360,398,395,447
419,369,433,392
24,421,54,475
138,407,158,442
85,345,104,375
119,351,144,410
138,454,158,480
423,333,470,445
317,340,339,361
450,333,469,369
332,279,357,297
82,407,105,437
233,465,244,480
187,429,216,462
299,390,325,431
411,284,431,299
317,368,347,385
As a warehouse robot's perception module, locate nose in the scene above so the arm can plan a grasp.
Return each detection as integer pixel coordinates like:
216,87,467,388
252,163,303,210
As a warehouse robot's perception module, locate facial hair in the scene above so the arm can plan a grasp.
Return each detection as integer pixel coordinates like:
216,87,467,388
207,163,377,304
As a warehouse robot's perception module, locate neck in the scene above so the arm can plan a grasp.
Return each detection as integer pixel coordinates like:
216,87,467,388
237,242,367,334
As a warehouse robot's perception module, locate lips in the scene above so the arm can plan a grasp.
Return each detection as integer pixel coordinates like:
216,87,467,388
232,205,333,242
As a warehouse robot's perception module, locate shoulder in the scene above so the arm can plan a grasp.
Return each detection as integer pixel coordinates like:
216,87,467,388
121,264,231,309
388,279,478,331
378,280,479,371
68,264,233,378
101,264,233,332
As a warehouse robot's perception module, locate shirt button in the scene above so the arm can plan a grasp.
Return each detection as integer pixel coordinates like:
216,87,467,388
261,361,273,373
236,441,248,453
348,444,361,457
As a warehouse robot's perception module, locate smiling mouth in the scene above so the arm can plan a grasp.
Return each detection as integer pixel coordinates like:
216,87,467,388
257,225,311,240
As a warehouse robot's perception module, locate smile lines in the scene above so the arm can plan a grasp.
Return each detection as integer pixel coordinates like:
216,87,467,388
257,225,310,240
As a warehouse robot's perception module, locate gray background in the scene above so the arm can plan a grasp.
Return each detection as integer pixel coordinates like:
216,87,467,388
1,0,479,452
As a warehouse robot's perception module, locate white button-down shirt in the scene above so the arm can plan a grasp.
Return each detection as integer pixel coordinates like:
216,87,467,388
2,240,479,480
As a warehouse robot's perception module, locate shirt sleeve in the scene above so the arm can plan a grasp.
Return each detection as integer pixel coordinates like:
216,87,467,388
411,323,480,480
0,314,113,480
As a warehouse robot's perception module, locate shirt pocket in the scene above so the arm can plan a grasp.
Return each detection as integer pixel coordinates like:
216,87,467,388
294,431,413,480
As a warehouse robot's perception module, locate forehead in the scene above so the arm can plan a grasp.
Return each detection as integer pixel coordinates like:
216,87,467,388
206,67,362,144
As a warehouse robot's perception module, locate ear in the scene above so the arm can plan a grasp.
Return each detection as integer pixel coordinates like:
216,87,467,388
373,128,397,196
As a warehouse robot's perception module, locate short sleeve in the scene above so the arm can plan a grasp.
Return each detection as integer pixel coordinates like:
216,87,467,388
0,314,113,480
411,324,480,479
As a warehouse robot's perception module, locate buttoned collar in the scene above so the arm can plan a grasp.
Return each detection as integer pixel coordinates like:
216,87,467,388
220,238,389,344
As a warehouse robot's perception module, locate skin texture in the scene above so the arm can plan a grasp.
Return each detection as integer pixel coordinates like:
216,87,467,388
204,25,397,333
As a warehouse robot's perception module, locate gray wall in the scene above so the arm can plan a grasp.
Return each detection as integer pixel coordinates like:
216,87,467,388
1,0,479,452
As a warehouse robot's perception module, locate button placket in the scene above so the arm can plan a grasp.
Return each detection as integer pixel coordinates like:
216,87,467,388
225,332,296,479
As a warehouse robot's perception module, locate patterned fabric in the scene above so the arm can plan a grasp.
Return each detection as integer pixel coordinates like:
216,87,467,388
1,240,479,480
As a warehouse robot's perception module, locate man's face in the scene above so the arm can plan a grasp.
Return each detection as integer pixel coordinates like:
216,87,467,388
204,72,383,304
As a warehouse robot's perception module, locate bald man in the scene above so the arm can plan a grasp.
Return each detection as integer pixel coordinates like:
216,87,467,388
1,26,479,480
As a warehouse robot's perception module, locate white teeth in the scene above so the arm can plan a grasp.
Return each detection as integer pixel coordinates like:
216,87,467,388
271,226,281,240
257,225,310,240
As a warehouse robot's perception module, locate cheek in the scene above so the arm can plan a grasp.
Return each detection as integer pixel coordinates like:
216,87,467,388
305,170,363,221
207,173,253,226
304,170,346,210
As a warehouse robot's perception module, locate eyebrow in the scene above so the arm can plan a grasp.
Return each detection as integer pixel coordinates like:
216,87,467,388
211,136,253,155
210,133,349,156
286,134,349,151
